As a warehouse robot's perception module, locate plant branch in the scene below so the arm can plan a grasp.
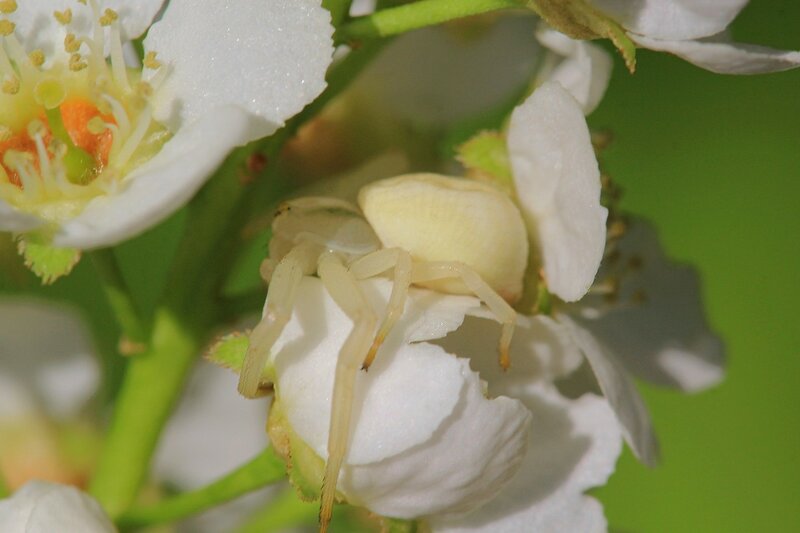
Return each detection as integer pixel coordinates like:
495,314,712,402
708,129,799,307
89,249,147,351
118,447,286,528
336,0,524,43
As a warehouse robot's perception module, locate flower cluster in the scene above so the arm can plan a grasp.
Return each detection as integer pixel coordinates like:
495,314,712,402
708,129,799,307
1,0,793,532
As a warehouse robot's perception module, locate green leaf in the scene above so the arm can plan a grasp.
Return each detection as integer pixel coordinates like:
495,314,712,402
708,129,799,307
528,0,637,72
17,233,81,285
457,131,515,194
383,517,422,533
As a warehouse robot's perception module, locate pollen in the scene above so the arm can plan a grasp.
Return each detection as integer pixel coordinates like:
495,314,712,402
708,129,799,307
99,8,118,27
0,0,16,15
143,52,162,70
0,19,14,36
54,9,73,25
28,50,45,68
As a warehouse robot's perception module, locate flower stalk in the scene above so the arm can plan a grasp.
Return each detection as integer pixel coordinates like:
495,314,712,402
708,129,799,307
336,0,525,43
117,447,286,528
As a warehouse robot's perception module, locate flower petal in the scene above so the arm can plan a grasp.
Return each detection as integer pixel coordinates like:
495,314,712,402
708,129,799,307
574,220,725,392
343,360,530,519
0,200,42,233
633,33,800,74
53,105,253,249
144,0,333,138
559,315,659,467
508,82,607,302
269,277,480,465
12,0,164,60
430,387,621,532
353,13,541,127
536,27,612,115
0,299,98,419
0,481,114,533
154,362,270,489
586,0,747,40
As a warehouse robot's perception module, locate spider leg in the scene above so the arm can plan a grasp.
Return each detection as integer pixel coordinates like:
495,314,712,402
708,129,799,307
412,261,516,369
348,248,412,370
316,252,378,533
238,243,318,398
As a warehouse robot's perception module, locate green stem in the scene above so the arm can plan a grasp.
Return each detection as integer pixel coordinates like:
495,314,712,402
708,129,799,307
235,487,318,533
89,306,204,517
323,0,353,27
118,447,286,528
0,469,9,498
336,0,524,42
89,249,147,350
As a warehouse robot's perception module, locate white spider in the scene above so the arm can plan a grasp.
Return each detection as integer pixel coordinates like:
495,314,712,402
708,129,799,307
238,172,530,531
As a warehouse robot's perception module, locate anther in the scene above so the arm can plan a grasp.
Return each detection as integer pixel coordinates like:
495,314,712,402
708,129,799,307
0,125,11,142
2,76,18,94
64,33,81,53
0,19,15,36
136,81,153,98
0,1,16,15
69,53,88,71
28,49,45,67
26,119,45,138
143,51,162,70
54,9,73,25
99,8,118,26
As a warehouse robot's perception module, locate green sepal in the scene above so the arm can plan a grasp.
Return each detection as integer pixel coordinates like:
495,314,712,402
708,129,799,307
383,517,423,533
267,401,328,502
456,131,515,195
527,0,637,72
205,332,276,385
16,232,81,285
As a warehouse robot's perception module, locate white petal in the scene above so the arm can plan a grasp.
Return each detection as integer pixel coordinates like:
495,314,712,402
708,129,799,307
0,299,98,419
508,82,607,302
440,312,584,386
0,481,114,533
586,0,747,40
574,220,725,392
154,362,270,489
270,277,478,465
0,200,42,232
54,105,253,249
343,361,530,518
349,0,377,17
431,387,621,533
536,27,612,115
144,0,334,138
633,33,800,74
12,0,164,59
353,14,541,127
559,315,659,467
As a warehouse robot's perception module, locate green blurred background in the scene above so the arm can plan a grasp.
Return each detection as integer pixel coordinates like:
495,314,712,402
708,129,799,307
591,1,800,531
1,1,798,531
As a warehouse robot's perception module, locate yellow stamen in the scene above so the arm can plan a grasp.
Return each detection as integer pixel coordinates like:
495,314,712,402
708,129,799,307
69,53,87,71
2,76,18,94
28,49,45,68
0,19,14,36
143,51,162,70
99,8,118,26
54,9,73,25
0,1,16,15
64,33,80,53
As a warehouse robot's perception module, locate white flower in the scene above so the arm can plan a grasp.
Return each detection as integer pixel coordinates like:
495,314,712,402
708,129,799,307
508,80,608,302
0,0,333,249
585,0,800,73
353,12,611,131
264,276,623,526
506,82,723,466
549,219,725,466
0,480,115,533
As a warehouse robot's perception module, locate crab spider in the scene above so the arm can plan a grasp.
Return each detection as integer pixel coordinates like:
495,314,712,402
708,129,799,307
238,173,530,531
